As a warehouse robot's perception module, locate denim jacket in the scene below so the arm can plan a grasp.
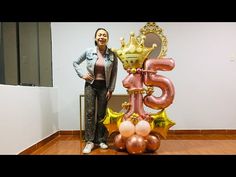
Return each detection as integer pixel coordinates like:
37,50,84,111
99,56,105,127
73,47,118,92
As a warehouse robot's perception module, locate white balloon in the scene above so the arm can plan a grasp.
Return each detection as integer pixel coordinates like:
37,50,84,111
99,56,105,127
135,120,151,137
119,121,135,138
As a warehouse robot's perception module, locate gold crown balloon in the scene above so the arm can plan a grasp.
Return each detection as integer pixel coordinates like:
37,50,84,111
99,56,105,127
112,32,157,70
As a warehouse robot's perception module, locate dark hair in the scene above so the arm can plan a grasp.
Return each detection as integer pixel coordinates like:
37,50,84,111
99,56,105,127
94,28,109,46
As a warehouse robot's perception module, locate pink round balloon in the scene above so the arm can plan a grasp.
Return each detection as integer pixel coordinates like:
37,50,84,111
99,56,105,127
126,134,146,154
135,120,151,137
119,121,135,138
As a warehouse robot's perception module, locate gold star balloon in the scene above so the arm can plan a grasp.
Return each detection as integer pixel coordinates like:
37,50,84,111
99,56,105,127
112,32,157,70
101,108,124,136
150,109,175,139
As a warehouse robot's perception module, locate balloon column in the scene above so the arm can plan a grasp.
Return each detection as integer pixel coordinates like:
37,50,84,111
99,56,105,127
102,32,175,154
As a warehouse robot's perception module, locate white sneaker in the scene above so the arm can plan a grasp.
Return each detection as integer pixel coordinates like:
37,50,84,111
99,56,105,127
83,142,94,154
99,143,108,149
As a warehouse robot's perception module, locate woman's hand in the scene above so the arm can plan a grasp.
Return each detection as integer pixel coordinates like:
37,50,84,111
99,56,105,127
106,91,112,101
82,73,93,81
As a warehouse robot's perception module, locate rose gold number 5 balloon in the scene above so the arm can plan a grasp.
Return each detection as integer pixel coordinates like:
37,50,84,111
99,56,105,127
144,58,175,110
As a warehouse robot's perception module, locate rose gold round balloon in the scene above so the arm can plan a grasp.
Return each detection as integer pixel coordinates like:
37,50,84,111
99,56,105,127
145,134,161,152
114,133,127,150
126,134,146,154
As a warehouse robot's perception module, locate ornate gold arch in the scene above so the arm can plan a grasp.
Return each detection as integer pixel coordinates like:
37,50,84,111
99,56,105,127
139,22,168,58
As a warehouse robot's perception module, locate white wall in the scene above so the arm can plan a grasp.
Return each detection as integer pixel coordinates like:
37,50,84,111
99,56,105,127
0,85,58,154
51,22,236,130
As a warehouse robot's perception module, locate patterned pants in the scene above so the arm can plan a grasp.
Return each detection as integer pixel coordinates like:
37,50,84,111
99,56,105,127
84,80,108,144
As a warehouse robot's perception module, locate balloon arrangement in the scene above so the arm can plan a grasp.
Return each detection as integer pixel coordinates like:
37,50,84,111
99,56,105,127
102,32,175,154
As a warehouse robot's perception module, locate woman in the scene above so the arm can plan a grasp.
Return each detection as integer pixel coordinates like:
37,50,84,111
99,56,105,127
73,28,118,154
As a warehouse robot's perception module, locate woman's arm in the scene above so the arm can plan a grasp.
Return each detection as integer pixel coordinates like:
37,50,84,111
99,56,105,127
73,51,87,78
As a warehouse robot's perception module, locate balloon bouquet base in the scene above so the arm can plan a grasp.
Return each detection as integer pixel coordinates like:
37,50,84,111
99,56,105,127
112,131,161,154
103,108,174,154
102,31,175,154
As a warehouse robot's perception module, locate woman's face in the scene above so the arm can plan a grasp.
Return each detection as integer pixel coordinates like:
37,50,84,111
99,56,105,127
95,29,108,47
